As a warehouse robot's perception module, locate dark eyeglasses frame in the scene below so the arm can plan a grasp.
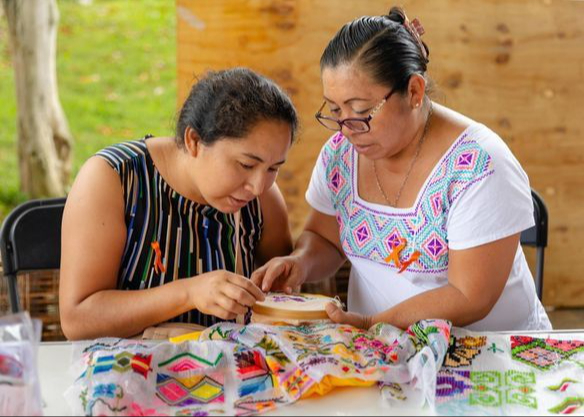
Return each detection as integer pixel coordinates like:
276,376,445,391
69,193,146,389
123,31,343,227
315,88,396,133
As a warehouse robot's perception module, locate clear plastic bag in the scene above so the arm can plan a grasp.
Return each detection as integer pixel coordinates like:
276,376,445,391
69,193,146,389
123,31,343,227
0,312,43,416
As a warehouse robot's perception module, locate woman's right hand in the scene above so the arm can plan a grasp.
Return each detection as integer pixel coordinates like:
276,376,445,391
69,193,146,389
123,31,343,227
251,255,307,293
191,271,265,321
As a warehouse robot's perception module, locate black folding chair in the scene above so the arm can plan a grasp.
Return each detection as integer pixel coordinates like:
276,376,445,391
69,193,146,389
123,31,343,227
520,189,548,302
0,197,66,313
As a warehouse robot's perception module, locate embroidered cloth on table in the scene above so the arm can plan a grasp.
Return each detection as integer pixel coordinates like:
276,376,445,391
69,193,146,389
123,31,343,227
65,319,451,416
436,328,584,416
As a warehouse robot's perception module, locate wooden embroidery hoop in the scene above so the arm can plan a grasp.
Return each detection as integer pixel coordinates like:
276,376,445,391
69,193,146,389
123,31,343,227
251,293,341,324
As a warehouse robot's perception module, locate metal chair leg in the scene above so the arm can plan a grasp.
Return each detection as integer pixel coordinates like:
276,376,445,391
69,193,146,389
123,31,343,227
535,248,545,303
6,273,21,313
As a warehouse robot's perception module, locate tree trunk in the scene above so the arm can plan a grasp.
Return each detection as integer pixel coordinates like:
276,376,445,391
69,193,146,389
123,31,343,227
2,0,73,197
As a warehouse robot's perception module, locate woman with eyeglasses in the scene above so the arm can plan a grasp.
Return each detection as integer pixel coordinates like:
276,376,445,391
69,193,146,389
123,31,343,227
59,68,297,339
252,7,551,331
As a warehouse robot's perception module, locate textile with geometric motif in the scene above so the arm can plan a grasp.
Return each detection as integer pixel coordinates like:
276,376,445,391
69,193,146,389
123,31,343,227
65,319,451,416
322,132,494,274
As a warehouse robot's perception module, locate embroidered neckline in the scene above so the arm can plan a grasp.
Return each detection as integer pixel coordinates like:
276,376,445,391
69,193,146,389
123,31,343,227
351,124,481,217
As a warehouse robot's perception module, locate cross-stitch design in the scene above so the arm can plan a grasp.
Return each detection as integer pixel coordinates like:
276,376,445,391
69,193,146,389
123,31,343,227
436,370,537,412
436,370,472,399
548,378,579,392
235,348,275,397
488,343,504,354
156,373,225,406
270,294,319,303
380,382,407,401
443,335,487,368
548,397,584,415
321,132,494,273
68,321,451,416
89,351,153,379
80,384,127,415
511,336,584,371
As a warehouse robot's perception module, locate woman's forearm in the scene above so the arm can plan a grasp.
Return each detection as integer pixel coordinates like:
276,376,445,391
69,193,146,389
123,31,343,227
372,283,492,329
293,230,346,284
61,277,197,340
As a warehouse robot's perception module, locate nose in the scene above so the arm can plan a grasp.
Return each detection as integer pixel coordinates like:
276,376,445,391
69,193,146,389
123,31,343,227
245,171,268,197
340,124,353,140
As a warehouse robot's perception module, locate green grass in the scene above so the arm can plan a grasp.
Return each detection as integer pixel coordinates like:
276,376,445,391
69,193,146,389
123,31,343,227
0,0,176,220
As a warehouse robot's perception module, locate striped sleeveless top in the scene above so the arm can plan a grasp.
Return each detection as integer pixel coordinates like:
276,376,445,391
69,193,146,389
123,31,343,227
96,138,264,326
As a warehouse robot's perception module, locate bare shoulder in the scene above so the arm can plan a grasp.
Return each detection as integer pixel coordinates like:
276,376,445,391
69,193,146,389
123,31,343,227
60,155,127,305
65,156,124,217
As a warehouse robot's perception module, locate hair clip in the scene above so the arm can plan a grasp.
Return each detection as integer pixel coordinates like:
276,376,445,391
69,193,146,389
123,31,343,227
403,14,428,61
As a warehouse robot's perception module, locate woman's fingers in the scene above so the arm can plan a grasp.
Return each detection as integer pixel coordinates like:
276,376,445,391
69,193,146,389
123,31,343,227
325,303,370,329
227,274,265,302
215,295,248,317
257,261,289,292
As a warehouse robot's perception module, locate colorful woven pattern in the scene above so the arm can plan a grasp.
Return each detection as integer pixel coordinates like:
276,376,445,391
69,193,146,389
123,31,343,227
67,320,451,416
322,132,494,273
436,330,584,416
511,336,584,371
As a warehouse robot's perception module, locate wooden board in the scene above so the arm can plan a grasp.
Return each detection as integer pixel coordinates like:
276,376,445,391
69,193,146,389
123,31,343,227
177,0,584,307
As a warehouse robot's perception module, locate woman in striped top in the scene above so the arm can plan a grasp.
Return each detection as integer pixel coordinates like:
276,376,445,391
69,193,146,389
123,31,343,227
59,68,298,340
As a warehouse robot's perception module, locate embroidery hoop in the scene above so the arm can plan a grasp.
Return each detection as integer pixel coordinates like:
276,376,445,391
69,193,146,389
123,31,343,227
252,293,341,322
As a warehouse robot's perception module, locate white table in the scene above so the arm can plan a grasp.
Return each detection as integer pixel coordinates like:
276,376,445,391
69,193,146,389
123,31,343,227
38,329,584,416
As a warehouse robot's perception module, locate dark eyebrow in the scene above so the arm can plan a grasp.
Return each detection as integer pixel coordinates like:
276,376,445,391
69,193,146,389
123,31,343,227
323,95,371,104
242,153,286,166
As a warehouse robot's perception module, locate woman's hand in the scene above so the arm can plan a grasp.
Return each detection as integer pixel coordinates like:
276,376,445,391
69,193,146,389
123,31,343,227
251,255,307,293
325,303,373,330
191,271,265,321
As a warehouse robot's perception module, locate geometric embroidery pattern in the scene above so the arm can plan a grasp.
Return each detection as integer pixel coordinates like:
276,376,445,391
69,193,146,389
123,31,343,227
548,397,584,415
436,370,472,399
443,336,487,368
235,349,275,397
322,132,494,274
511,336,584,371
90,351,153,379
547,378,579,392
470,370,537,409
158,351,224,370
436,370,538,410
156,373,225,406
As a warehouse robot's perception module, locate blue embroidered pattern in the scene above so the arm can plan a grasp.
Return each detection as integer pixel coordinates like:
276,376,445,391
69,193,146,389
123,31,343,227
322,132,494,274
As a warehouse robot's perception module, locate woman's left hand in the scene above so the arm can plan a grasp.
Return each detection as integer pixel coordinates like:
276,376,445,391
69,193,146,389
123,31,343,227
325,303,373,330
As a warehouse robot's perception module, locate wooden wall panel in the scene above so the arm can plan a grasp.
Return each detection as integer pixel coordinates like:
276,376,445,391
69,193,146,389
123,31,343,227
177,0,584,307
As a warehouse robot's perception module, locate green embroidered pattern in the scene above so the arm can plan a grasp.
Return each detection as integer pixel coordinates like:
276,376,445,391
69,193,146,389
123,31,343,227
548,397,584,414
469,370,537,409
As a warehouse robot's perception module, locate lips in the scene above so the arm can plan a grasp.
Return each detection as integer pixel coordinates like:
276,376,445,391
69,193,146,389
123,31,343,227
353,143,373,152
230,196,250,206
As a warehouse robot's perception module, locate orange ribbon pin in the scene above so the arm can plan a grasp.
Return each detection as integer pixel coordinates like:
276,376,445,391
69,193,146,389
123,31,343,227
384,238,406,268
151,241,166,274
384,238,420,273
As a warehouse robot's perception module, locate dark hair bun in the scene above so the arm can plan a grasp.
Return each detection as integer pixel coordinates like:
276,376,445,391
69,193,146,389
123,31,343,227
385,7,406,25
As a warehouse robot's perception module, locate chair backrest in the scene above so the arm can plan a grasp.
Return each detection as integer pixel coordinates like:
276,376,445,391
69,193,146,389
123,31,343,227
520,189,548,302
0,197,66,313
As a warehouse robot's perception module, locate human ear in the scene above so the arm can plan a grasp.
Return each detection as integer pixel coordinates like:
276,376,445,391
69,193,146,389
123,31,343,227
184,126,201,157
407,74,427,109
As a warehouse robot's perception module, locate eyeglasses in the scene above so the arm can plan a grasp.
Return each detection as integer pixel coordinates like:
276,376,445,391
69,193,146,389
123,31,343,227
315,89,395,133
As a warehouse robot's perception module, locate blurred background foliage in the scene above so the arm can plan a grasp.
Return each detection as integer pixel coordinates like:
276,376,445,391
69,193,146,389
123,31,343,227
0,0,177,221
